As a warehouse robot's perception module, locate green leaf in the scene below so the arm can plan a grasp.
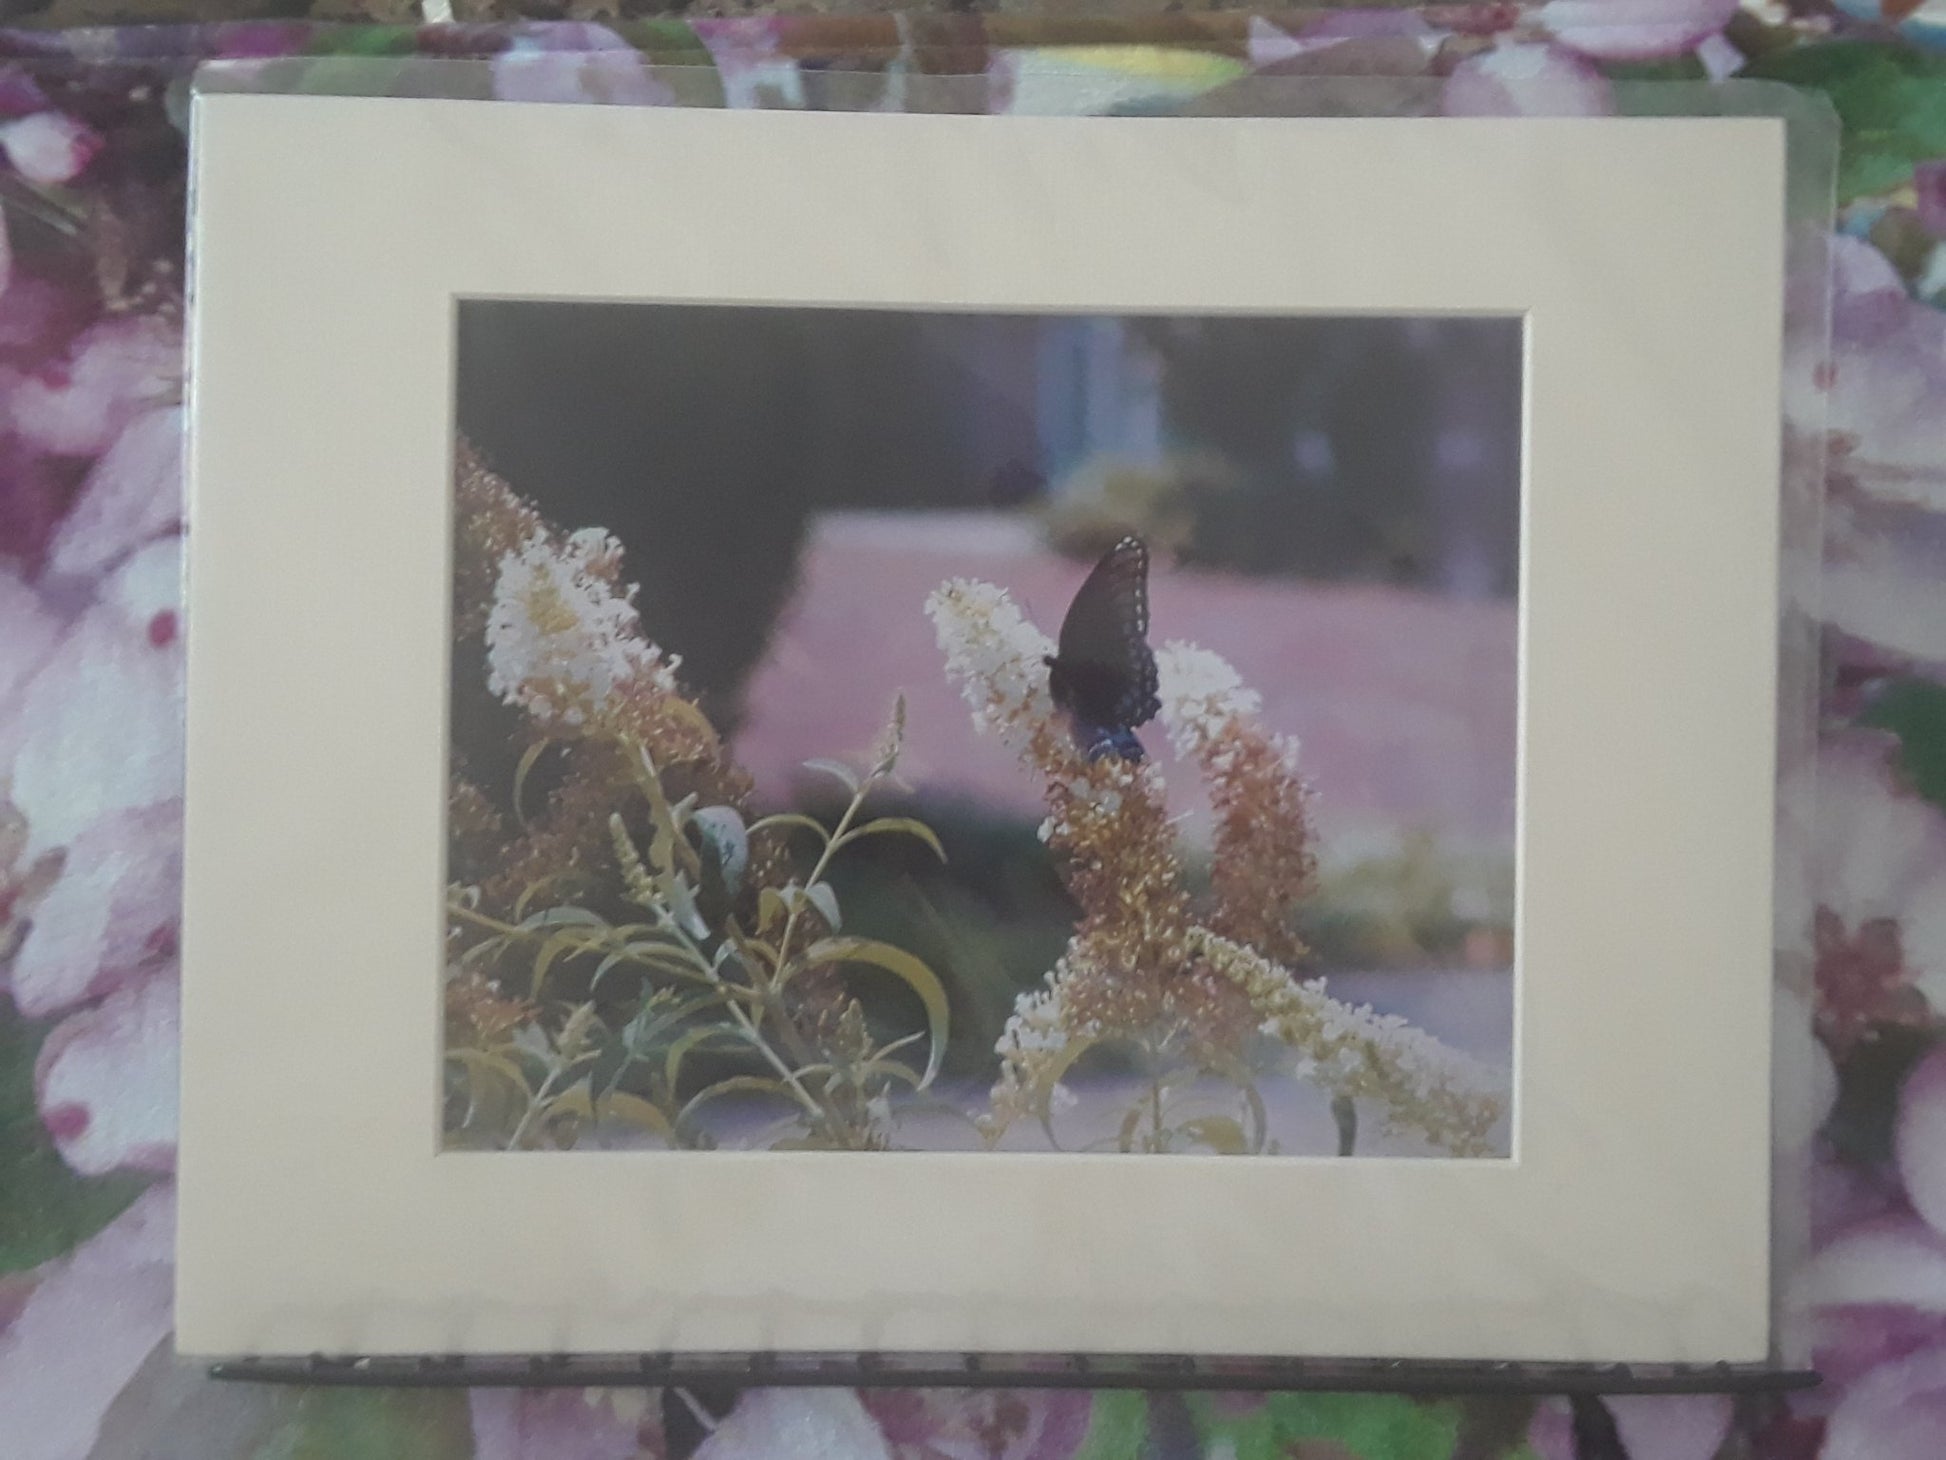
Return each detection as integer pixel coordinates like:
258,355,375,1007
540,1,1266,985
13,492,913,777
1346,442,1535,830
1219,1393,1462,1460
290,56,418,99
446,1046,530,1139
802,936,952,1089
510,738,555,827
591,947,647,996
837,816,949,863
517,906,608,933
726,928,780,973
691,805,750,895
593,938,710,994
768,1133,842,1151
528,926,595,999
452,931,510,971
1179,1115,1248,1155
0,1006,147,1273
1070,1392,1143,1460
747,812,832,845
660,873,710,940
303,25,417,56
1861,678,1946,813
801,758,862,793
631,743,698,880
804,880,842,931
251,1388,472,1460
676,1075,798,1138
446,1048,532,1101
511,873,573,922
1603,54,1707,82
1740,42,1946,202
624,18,717,64
545,1078,596,1127
1237,1078,1269,1154
849,1057,926,1090
1022,1034,1108,1148
662,1024,742,1092
598,1092,676,1145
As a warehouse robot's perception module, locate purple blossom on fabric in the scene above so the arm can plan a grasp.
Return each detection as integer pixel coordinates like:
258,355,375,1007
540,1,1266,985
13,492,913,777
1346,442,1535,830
1537,0,1740,61
0,1187,174,1460
491,24,673,107
0,111,101,186
866,1387,1094,1460
696,1390,894,1459
1787,236,1946,513
694,19,806,111
1442,41,1613,116
1528,1393,1734,1460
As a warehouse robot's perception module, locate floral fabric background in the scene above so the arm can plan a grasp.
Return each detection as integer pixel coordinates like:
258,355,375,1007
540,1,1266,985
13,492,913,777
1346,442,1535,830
1,3,1945,1456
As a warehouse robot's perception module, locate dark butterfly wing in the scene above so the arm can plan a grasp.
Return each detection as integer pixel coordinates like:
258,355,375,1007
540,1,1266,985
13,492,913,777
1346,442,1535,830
1048,536,1161,758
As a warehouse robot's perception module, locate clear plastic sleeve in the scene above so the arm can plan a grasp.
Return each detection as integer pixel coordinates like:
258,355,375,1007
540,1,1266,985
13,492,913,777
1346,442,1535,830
175,52,1837,1383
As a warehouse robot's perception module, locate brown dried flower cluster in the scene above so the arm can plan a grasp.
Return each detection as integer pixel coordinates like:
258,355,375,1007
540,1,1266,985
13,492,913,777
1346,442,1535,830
1194,933,1502,1158
928,578,1504,1155
925,581,1226,1050
453,440,545,645
444,967,537,1048
1157,643,1317,964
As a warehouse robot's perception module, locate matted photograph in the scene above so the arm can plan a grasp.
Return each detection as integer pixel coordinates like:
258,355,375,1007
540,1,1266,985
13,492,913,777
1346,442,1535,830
183,98,1784,1361
444,302,1521,1159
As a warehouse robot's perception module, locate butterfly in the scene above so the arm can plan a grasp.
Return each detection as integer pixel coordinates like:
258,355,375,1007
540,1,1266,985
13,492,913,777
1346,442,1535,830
1044,535,1162,763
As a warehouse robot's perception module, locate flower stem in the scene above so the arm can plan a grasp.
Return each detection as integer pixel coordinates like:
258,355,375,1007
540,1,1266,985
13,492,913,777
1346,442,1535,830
507,1064,569,1151
773,775,871,975
1331,1093,1358,1157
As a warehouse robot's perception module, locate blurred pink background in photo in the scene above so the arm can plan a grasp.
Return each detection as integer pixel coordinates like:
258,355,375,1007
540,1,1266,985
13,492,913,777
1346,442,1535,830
737,512,1519,859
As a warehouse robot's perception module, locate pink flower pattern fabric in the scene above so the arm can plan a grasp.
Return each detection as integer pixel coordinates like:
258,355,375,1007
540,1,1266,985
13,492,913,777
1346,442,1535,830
1,8,1944,1458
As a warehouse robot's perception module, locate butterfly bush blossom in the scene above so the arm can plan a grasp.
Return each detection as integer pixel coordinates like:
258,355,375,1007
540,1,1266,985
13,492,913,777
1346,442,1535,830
486,525,680,729
453,447,758,906
445,448,957,1156
927,578,1504,1156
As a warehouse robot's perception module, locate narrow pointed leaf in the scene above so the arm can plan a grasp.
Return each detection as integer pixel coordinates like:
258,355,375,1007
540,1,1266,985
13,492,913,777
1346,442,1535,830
836,816,947,862
529,928,594,999
801,758,860,793
675,1075,798,1139
802,936,950,1089
747,812,831,845
599,1092,677,1145
446,1047,533,1103
691,805,750,895
1180,1115,1248,1155
511,737,555,827
804,881,842,932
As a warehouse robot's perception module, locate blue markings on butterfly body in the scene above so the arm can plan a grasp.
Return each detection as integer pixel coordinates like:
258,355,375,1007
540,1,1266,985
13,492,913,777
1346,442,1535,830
1080,724,1148,763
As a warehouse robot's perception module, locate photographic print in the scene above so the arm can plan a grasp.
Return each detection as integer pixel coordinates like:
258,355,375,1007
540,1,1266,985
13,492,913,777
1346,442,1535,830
443,303,1521,1160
